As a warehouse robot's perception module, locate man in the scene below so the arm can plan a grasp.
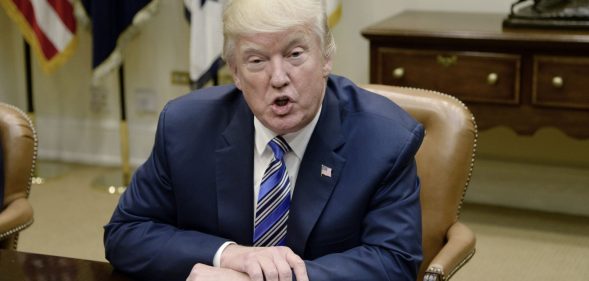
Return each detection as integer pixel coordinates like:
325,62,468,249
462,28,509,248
104,0,424,280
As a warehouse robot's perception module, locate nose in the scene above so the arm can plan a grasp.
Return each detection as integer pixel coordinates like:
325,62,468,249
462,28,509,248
269,58,289,89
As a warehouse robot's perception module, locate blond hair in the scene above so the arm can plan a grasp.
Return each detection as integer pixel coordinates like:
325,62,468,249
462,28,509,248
222,0,336,65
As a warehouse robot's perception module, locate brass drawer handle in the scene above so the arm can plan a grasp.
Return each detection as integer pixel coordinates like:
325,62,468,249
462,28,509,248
436,55,457,67
552,76,564,88
392,67,405,79
487,73,498,85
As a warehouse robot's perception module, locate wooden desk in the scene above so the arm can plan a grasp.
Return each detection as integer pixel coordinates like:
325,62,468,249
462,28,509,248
362,11,589,139
0,249,132,281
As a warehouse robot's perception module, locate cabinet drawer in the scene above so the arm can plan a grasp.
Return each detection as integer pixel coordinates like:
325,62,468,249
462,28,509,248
533,56,589,110
376,48,521,104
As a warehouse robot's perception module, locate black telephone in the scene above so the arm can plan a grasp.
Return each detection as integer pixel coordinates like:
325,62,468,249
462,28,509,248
504,0,589,29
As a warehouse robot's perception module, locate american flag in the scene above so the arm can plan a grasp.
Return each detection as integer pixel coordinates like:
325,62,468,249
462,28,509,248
1,0,77,73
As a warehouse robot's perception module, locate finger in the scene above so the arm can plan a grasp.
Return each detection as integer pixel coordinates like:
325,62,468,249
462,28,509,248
244,257,266,281
272,252,293,281
258,255,280,281
285,251,308,281
187,263,209,281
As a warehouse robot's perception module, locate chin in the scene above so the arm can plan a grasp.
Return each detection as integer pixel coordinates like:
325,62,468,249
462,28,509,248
270,126,294,135
265,114,307,134
267,122,296,135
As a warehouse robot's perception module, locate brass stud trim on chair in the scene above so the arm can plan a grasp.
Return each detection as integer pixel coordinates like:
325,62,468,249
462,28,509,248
446,248,476,280
0,103,38,197
424,266,445,281
360,85,478,281
394,87,478,219
0,103,39,250
0,219,34,241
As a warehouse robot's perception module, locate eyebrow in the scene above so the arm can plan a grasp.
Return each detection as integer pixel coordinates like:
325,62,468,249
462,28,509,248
284,36,309,51
239,33,311,57
283,31,312,50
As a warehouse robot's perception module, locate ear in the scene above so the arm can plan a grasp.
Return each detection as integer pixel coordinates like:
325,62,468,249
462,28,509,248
322,58,333,78
228,62,242,90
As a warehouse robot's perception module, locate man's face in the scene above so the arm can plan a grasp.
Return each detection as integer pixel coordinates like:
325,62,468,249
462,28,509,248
230,28,332,135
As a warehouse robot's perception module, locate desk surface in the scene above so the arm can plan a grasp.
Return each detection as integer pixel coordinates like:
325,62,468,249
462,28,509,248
362,10,589,45
0,249,132,281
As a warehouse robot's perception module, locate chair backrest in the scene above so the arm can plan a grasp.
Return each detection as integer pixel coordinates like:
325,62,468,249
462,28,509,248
362,84,477,279
0,102,37,249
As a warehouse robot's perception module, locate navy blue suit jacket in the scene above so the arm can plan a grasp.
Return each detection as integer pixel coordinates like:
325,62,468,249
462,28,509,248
104,75,424,281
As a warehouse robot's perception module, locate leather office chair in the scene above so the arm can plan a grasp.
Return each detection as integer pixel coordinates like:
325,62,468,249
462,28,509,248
0,102,36,250
362,85,477,281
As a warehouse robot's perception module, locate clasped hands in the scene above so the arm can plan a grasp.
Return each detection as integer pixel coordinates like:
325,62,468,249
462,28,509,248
187,244,309,281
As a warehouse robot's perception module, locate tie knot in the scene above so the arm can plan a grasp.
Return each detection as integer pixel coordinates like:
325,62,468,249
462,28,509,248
268,136,291,160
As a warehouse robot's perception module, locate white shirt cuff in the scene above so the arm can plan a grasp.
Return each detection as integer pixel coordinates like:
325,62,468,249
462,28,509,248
213,241,236,267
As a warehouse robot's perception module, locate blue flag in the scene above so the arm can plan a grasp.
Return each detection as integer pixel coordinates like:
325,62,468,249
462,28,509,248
80,0,158,84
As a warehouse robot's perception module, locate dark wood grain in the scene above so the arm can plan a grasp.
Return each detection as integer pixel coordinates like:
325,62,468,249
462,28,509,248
0,249,132,281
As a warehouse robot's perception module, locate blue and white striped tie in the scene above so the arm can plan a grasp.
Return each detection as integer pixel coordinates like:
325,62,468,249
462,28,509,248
254,136,291,246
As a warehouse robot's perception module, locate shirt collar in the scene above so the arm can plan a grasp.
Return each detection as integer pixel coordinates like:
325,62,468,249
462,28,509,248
254,105,322,160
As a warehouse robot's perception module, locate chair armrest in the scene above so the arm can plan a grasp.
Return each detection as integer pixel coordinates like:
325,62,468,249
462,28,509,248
0,197,34,240
424,222,476,281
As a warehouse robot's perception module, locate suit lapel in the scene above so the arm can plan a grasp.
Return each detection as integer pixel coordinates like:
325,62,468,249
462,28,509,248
215,99,255,245
287,89,346,256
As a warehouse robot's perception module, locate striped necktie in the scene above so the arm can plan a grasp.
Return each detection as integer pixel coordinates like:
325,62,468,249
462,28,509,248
254,136,291,246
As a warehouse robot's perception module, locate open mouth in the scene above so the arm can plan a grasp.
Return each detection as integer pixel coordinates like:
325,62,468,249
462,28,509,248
274,96,290,106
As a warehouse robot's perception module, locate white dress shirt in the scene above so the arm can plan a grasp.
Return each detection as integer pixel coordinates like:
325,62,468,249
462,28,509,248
212,106,322,266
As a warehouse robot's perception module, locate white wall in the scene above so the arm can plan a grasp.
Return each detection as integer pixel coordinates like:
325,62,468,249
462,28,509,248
1,0,586,168
0,10,26,108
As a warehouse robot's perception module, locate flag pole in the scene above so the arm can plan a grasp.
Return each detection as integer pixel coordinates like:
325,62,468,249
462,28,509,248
118,64,131,186
22,40,75,184
23,40,34,118
23,40,44,185
23,41,38,148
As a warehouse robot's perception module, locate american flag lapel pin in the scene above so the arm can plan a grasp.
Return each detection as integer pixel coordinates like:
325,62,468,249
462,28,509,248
321,164,332,177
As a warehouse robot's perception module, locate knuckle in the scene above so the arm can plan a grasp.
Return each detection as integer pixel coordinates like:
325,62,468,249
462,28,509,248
277,246,289,252
266,268,278,278
191,263,203,271
250,271,264,280
279,269,292,279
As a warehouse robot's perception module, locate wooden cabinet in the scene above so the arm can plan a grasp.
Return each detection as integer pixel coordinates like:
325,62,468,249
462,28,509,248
377,48,521,105
362,11,589,139
533,56,589,110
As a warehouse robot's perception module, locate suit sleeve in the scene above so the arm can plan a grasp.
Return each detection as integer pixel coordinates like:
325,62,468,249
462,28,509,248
305,124,424,281
103,104,228,281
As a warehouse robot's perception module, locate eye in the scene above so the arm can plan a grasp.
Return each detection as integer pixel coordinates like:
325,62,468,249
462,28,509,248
245,56,266,71
248,57,263,64
289,48,305,58
291,51,302,58
287,48,307,65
